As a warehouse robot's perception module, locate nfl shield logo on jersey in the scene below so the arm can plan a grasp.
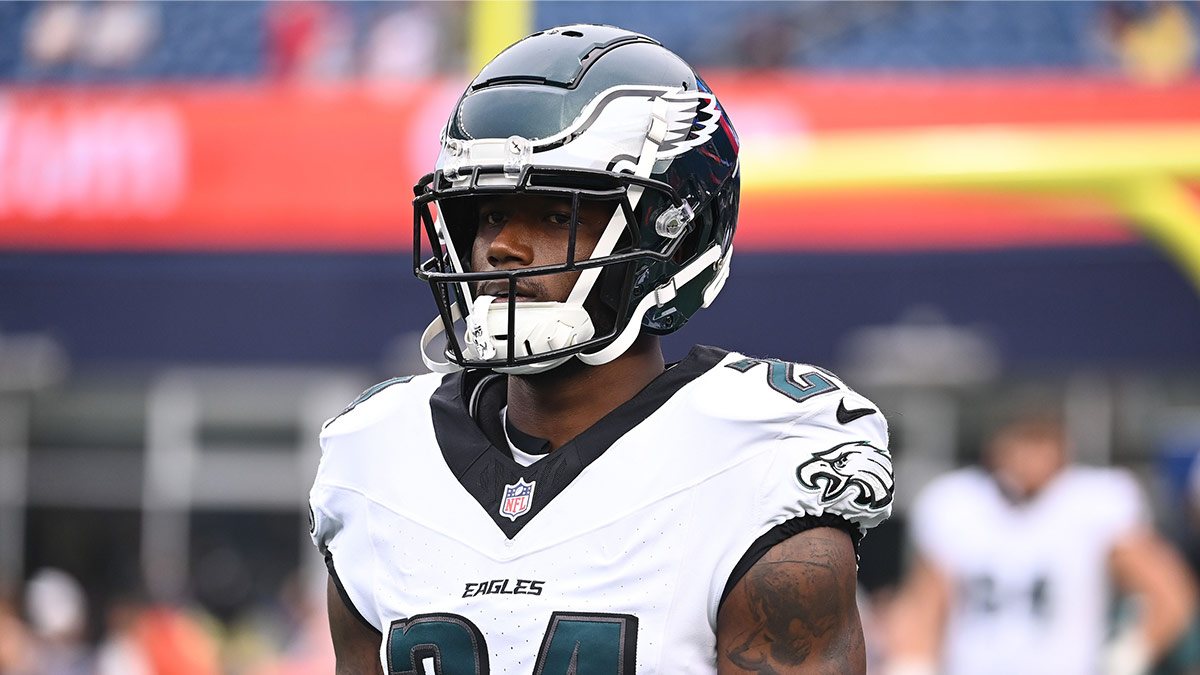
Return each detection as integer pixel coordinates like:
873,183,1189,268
500,477,536,521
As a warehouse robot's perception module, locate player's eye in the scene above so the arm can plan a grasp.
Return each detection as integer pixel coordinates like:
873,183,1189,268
481,211,507,227
546,212,573,227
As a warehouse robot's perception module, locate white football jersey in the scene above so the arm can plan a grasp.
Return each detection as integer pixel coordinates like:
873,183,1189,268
911,465,1145,675
309,345,892,673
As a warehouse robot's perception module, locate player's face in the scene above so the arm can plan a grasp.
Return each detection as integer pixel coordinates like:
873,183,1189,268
470,194,615,303
988,433,1067,498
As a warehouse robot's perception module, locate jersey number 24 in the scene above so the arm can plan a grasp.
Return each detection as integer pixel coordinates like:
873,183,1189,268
386,611,638,674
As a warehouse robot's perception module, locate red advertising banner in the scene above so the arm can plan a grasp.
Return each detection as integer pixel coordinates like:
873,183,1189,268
2,75,1197,251
0,82,462,249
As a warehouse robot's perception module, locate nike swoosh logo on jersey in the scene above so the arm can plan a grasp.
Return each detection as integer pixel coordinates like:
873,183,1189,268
836,398,877,425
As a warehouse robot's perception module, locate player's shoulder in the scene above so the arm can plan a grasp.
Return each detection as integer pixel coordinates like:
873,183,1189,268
692,348,894,528
925,465,994,492
320,371,443,438
693,347,884,430
1034,465,1146,542
915,466,995,512
693,347,889,476
908,467,1002,554
1055,464,1144,512
1059,464,1139,491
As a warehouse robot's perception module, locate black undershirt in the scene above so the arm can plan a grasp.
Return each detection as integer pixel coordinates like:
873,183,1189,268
504,412,553,458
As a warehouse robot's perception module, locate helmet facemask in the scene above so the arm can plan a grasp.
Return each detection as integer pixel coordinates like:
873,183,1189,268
415,165,689,375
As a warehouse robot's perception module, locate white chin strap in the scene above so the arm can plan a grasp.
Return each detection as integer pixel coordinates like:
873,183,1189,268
577,242,730,367
420,294,596,375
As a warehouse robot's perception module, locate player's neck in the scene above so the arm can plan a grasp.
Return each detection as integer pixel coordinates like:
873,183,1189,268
505,334,665,452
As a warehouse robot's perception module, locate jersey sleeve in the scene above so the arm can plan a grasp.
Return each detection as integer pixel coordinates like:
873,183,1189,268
908,470,977,565
716,376,892,608
309,426,382,632
309,372,435,630
306,372,436,633
760,384,894,536
1089,467,1148,547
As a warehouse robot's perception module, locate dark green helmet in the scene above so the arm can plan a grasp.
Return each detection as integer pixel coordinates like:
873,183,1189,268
414,24,740,374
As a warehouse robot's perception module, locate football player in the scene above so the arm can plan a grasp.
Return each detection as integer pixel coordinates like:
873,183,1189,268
885,414,1197,675
309,24,894,674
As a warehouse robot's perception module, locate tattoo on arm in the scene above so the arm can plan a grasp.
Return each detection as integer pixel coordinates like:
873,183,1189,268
719,528,865,674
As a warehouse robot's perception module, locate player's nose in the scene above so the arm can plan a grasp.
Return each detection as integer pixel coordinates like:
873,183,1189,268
486,216,537,268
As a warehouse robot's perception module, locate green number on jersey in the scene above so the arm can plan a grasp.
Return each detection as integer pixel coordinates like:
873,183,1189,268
385,611,638,674
533,612,638,675
725,358,840,403
386,614,488,675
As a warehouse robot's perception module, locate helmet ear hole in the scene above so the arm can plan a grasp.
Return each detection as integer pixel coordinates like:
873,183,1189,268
672,224,698,265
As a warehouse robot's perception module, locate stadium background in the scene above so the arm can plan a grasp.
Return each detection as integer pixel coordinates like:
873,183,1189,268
0,0,1198,671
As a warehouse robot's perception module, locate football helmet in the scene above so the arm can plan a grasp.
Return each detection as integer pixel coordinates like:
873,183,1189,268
414,24,740,374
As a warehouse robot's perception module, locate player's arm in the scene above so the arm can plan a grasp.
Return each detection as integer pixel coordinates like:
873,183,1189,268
880,552,952,675
327,576,384,675
717,526,865,675
1105,526,1198,671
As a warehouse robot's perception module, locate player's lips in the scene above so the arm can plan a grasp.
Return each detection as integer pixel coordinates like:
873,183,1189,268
478,282,538,302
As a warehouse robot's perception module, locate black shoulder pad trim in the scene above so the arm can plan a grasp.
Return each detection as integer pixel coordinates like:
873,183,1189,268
325,551,381,636
719,513,861,609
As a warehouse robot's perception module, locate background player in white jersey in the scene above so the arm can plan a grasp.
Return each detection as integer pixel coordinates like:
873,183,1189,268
884,414,1197,675
309,24,894,674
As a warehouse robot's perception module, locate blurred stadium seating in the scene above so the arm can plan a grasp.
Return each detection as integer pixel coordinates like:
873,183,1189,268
0,1,1198,672
1,1,1190,80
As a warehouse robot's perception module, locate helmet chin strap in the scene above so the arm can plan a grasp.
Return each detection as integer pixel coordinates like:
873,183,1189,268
577,242,729,367
463,295,500,360
420,294,596,375
420,305,465,374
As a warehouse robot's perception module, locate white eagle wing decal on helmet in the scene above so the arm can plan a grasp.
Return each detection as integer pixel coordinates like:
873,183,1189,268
654,88,721,160
796,441,894,510
530,86,721,176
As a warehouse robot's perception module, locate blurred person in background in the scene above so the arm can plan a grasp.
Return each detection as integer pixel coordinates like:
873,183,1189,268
129,604,221,675
94,597,153,675
1097,0,1197,85
265,0,353,81
243,572,334,675
359,3,439,81
89,589,222,675
23,568,93,675
23,0,158,72
884,413,1198,675
94,596,221,675
0,584,38,675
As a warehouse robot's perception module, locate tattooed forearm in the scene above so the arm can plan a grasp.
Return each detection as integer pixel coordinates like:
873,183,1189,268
718,528,865,674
